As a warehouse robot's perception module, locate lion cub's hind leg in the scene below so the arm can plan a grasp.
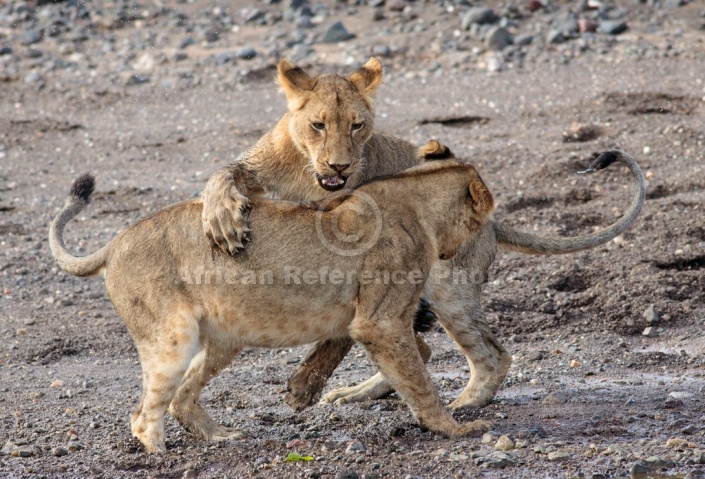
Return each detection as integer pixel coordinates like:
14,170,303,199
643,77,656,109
349,311,489,437
129,315,200,453
169,341,246,441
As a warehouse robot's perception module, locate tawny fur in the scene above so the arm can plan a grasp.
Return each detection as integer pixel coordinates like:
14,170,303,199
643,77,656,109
199,58,646,412
49,159,495,453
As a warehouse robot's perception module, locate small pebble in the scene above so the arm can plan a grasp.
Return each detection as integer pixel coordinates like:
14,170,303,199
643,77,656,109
630,462,651,478
334,470,359,479
236,47,257,60
542,392,567,405
461,7,499,29
526,0,543,13
642,327,657,338
486,27,513,51
24,72,42,83
578,19,598,33
643,305,660,325
669,391,694,400
547,29,567,44
597,20,628,35
345,441,366,454
12,446,35,458
495,435,514,451
371,8,384,21
515,33,533,46
448,453,469,461
51,446,68,457
547,451,571,462
387,0,407,12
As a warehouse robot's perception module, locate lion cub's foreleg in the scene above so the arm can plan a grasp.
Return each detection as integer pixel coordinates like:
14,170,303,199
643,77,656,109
433,266,512,409
442,317,512,409
169,342,246,441
349,311,489,437
321,333,432,405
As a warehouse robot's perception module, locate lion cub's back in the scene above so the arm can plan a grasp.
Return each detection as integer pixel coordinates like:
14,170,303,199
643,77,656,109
105,200,209,285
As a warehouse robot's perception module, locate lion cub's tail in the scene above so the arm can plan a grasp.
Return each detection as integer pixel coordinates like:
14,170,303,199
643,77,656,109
49,174,111,277
495,149,645,255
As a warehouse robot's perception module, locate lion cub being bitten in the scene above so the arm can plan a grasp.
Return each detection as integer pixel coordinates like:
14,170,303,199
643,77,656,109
49,145,493,453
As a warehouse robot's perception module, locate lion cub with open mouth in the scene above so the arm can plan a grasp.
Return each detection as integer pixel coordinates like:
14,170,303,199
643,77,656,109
49,142,493,453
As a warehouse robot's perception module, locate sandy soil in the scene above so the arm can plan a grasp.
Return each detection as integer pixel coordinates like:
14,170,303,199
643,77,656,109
1,1,704,478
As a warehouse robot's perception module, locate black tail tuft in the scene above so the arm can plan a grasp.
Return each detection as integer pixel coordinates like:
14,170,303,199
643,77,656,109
71,174,95,202
590,150,622,170
578,150,624,175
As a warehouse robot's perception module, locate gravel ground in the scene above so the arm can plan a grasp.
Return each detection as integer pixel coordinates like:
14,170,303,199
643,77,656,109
1,1,704,478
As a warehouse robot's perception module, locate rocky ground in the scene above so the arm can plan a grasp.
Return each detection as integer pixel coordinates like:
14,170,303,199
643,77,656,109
1,0,705,478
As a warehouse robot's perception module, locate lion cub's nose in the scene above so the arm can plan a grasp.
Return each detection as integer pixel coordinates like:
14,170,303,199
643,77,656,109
328,162,350,173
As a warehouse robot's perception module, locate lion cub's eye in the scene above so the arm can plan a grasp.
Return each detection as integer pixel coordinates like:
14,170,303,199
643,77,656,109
351,122,364,131
312,122,326,131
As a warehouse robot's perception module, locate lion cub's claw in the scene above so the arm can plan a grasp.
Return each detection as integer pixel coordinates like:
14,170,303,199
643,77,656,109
202,190,252,255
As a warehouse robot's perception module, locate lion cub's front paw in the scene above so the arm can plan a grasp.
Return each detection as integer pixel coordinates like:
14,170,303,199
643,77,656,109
202,194,251,255
458,419,491,436
209,425,250,441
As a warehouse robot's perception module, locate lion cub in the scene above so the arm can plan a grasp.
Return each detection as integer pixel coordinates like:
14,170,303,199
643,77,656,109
49,145,494,453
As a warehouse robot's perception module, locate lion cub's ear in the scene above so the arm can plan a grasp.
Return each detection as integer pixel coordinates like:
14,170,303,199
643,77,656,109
277,59,315,109
349,57,383,101
468,175,494,216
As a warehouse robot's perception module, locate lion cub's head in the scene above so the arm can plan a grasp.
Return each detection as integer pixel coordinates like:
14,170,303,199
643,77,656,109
277,57,382,192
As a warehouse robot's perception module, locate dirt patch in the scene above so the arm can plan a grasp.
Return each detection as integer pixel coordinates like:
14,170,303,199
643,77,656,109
20,338,86,366
418,115,491,129
602,92,702,116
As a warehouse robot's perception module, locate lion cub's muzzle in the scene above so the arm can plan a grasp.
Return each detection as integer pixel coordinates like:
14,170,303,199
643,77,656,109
315,156,361,191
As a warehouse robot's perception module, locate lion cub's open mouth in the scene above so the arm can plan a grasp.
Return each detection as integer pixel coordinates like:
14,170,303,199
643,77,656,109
316,174,347,191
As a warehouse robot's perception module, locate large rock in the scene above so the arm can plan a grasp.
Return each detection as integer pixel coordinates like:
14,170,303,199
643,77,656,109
320,21,355,43
643,305,660,325
547,29,567,44
597,20,628,35
236,47,257,60
486,26,513,51
630,463,651,478
552,16,579,37
461,7,499,30
547,451,571,462
21,29,43,45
